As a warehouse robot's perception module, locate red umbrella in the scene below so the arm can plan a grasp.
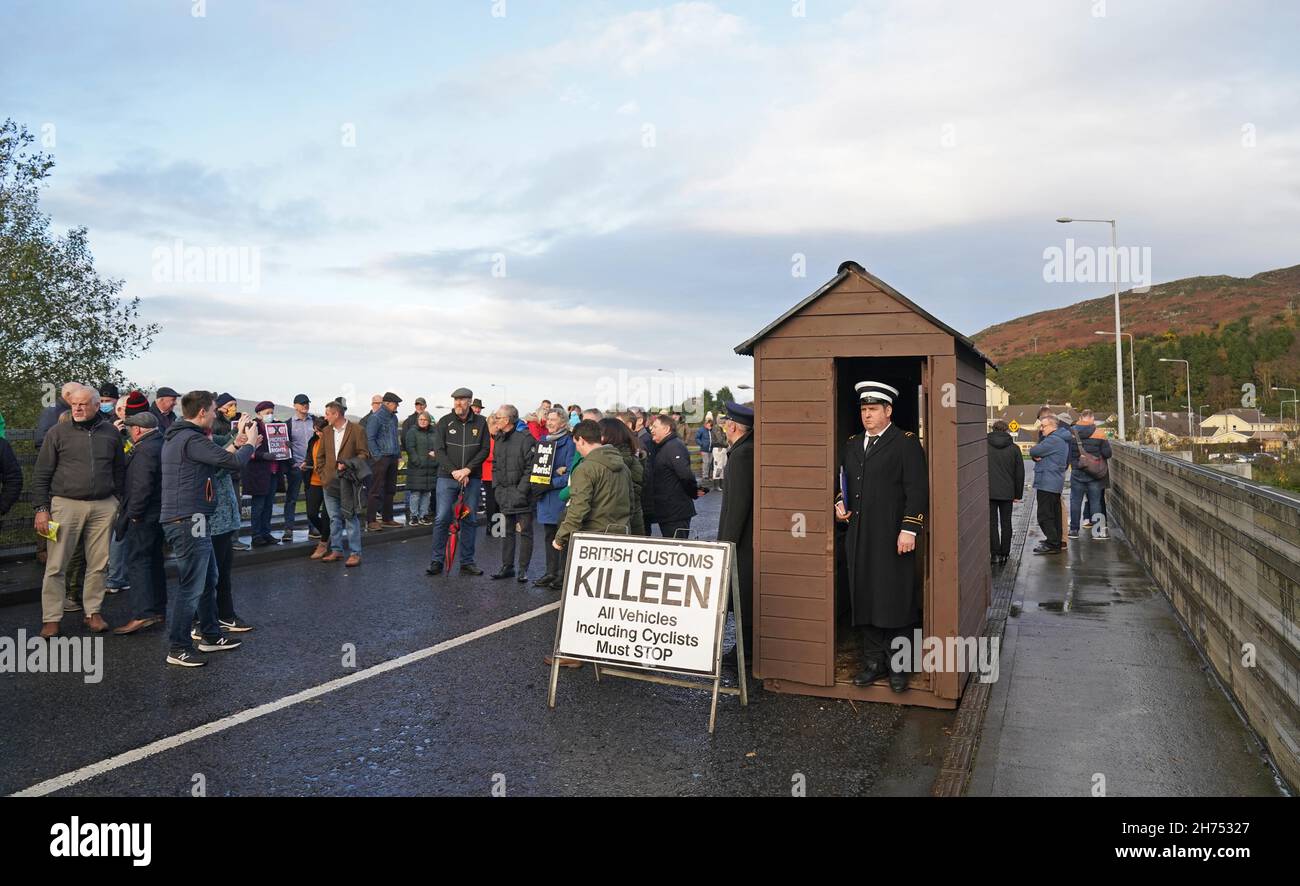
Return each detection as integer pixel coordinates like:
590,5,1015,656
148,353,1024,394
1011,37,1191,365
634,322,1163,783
444,488,472,572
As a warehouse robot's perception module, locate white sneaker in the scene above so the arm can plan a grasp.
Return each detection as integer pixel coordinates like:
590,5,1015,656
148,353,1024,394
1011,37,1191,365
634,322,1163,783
1081,518,1092,528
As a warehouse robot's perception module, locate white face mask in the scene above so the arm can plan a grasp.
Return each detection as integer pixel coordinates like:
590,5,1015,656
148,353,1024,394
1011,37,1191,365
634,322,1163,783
259,412,273,422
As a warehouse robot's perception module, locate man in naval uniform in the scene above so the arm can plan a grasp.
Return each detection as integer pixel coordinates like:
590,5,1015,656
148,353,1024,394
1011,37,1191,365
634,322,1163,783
833,380,928,693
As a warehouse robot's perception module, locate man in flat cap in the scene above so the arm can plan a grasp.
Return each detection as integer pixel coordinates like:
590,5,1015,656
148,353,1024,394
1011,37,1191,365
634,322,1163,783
716,402,755,666
151,386,180,433
113,411,168,635
427,387,491,576
366,392,403,531
834,380,928,693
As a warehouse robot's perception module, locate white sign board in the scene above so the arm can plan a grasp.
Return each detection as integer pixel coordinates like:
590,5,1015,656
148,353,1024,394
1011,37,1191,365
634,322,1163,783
554,533,731,677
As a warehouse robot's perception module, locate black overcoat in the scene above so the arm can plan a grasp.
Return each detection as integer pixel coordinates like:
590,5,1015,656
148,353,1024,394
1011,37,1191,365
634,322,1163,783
716,429,753,620
839,423,928,628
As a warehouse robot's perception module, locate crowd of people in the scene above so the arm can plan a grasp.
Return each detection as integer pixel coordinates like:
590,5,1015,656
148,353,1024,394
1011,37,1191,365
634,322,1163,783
986,407,1113,561
15,381,752,670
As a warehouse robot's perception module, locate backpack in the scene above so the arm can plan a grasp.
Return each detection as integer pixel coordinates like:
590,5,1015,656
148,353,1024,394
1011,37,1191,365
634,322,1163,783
1069,427,1108,480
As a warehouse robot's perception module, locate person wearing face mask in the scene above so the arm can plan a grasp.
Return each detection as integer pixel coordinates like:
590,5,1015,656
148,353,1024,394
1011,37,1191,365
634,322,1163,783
243,400,280,546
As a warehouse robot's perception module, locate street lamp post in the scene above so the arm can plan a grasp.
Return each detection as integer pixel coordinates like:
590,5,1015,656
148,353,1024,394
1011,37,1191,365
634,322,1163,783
1095,330,1136,418
1060,217,1125,440
1272,387,1297,430
1159,358,1193,441
1197,404,1211,436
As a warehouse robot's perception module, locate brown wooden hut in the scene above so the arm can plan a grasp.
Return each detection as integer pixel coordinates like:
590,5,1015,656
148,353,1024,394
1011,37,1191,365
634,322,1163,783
734,261,996,708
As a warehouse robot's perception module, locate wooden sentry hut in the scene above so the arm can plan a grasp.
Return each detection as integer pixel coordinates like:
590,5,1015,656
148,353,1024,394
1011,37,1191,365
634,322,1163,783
734,261,996,708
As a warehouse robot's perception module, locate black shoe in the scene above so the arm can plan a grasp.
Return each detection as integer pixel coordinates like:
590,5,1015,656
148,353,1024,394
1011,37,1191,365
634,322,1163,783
516,572,529,583
1032,543,1060,555
490,567,515,580
197,635,242,653
889,670,910,693
459,564,484,576
852,659,887,686
425,561,444,576
251,536,270,547
166,649,206,668
532,574,556,588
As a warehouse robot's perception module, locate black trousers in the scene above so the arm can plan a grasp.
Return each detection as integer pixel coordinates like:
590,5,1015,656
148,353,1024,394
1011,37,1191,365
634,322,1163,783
501,510,534,573
861,623,916,672
213,530,238,622
305,483,329,540
989,499,1013,556
656,519,691,540
366,456,398,523
1036,489,1063,549
543,523,561,578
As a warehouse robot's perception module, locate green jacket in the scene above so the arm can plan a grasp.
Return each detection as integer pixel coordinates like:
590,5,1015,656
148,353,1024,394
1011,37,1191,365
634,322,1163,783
555,444,632,548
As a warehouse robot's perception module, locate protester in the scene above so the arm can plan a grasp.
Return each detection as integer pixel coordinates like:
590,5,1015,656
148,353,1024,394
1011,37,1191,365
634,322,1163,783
366,392,403,531
316,400,369,567
1068,410,1113,540
581,408,602,422
208,423,254,634
403,411,438,526
158,390,258,666
471,398,485,416
306,416,333,558
112,412,167,635
31,385,124,637
150,386,179,433
489,405,538,581
103,383,132,595
481,413,497,523
598,417,645,536
1028,412,1071,555
244,400,281,546
648,414,701,539
283,394,316,541
715,403,755,661
987,419,1025,565
401,397,430,435
545,419,632,669
427,388,490,577
0,432,23,519
567,404,581,427
526,411,546,440
211,392,249,551
34,382,76,450
359,394,382,433
529,408,576,590
695,416,715,481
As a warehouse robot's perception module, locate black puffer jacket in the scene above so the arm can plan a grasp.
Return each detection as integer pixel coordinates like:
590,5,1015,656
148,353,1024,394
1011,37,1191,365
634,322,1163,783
987,429,1026,501
491,426,538,515
120,429,164,522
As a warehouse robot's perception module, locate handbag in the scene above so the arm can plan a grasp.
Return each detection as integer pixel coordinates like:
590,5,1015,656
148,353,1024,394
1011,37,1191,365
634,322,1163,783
1069,428,1108,480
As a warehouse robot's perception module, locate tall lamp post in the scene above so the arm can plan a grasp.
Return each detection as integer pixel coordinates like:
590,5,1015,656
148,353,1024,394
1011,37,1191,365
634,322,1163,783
1197,404,1211,438
1095,330,1136,418
1272,387,1297,431
1059,217,1125,440
1159,358,1193,442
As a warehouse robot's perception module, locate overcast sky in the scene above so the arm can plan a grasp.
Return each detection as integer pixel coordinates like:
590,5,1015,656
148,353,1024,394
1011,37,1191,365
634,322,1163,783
3,0,1297,411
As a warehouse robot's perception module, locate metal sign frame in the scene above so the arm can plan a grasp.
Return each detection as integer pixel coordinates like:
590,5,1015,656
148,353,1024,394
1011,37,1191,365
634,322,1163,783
546,532,748,733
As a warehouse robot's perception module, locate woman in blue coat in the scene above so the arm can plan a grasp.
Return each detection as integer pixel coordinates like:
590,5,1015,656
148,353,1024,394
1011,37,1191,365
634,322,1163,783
532,409,575,590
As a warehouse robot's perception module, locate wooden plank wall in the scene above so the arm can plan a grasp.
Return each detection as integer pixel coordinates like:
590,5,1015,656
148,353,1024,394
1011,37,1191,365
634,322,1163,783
753,353,834,685
955,347,992,673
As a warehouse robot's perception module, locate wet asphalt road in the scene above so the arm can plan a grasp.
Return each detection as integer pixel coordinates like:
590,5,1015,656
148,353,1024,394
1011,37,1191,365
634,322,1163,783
0,492,950,797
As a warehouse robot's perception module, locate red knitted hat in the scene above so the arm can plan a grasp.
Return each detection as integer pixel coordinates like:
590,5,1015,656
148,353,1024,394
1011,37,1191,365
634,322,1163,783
124,390,150,416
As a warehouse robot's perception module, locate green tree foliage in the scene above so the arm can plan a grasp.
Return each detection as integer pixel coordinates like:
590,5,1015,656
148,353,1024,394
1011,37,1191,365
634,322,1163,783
0,119,158,427
989,317,1299,417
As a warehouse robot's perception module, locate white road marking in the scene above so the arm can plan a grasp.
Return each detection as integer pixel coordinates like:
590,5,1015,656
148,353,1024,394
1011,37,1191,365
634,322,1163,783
11,601,560,797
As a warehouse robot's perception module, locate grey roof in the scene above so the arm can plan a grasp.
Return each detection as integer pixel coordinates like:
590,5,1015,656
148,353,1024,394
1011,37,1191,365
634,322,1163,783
734,261,996,367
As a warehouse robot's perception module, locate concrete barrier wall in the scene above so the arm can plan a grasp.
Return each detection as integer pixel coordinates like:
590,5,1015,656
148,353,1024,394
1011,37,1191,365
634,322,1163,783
1109,443,1300,791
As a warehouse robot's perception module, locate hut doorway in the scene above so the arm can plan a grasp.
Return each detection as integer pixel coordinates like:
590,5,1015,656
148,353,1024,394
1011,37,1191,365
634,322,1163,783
832,356,931,691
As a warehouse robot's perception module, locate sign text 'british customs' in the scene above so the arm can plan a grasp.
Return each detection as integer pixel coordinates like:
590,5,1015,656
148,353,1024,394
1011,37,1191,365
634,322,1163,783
555,534,729,677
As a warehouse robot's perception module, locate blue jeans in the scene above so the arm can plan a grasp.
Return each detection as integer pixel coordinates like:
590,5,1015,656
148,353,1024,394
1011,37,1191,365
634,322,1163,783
408,489,432,520
126,519,167,620
1069,473,1103,532
283,466,306,530
162,520,220,652
431,477,480,566
107,528,130,588
323,488,362,555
